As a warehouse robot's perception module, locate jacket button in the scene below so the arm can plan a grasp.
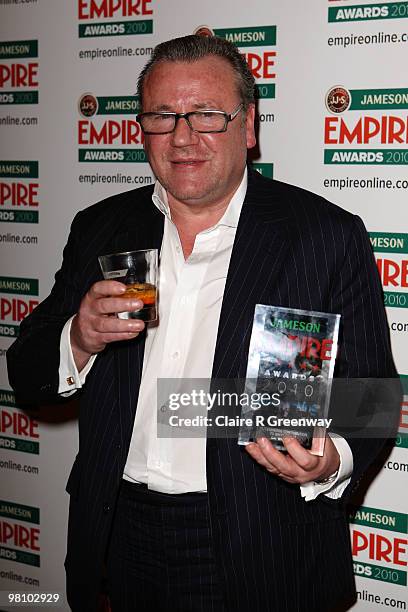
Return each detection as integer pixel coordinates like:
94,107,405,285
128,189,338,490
103,503,110,513
116,442,121,450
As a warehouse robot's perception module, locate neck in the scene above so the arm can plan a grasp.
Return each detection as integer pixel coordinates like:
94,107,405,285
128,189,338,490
170,202,227,260
167,173,244,233
169,198,228,234
163,170,246,258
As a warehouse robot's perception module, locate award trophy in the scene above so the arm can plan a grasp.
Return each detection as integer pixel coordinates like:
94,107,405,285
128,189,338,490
238,305,340,455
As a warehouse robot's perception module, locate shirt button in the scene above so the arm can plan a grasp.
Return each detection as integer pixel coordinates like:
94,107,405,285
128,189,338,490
172,351,180,359
103,503,110,513
176,246,181,253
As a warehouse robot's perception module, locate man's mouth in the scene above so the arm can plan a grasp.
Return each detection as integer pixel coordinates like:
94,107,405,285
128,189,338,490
170,159,207,165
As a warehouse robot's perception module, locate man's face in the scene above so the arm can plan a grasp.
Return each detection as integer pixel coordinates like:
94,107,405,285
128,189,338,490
142,57,256,210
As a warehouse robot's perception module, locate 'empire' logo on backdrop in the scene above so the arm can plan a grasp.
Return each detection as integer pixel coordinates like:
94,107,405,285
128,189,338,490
0,160,39,225
0,276,39,338
193,24,277,100
348,505,408,585
0,40,39,106
77,92,146,163
0,500,40,567
0,390,39,455
78,0,153,38
370,232,408,310
324,86,408,165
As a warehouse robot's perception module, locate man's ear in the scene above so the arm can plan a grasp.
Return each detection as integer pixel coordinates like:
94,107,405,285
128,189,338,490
245,104,256,150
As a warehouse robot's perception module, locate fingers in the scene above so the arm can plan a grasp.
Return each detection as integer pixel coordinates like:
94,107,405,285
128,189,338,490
71,281,147,358
91,316,144,335
282,437,320,471
87,281,144,316
245,437,324,484
247,438,289,472
71,313,145,360
93,328,144,343
95,296,144,316
88,280,127,298
245,438,294,480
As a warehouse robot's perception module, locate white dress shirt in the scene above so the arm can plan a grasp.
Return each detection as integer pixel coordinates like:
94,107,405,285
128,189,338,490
58,169,352,499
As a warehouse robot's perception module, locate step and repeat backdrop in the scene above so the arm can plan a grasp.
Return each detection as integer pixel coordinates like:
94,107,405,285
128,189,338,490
0,1,407,610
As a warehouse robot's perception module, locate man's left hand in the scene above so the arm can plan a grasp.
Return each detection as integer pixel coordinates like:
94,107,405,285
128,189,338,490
245,435,340,485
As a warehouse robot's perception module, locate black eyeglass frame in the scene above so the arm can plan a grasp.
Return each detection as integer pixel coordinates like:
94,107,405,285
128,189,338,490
136,103,244,135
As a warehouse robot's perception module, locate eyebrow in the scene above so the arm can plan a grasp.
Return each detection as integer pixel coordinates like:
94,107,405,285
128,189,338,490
147,101,223,113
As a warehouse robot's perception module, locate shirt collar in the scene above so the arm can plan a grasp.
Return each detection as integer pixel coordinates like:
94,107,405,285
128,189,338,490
152,167,247,230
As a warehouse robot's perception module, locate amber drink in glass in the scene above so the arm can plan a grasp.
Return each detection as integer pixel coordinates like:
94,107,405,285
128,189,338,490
98,249,158,321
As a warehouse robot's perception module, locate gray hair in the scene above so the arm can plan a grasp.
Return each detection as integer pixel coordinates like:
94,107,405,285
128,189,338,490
137,34,255,111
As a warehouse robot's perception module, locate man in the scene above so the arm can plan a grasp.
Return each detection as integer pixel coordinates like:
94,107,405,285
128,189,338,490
7,35,398,611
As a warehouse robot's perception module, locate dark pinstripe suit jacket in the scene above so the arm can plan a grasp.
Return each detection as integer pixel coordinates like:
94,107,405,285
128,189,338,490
7,169,398,612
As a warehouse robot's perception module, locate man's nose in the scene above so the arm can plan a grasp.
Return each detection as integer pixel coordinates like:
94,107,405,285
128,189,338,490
170,117,199,146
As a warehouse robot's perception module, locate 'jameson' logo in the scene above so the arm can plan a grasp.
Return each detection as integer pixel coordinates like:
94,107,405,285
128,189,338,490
328,2,408,22
327,86,408,113
213,25,276,47
78,93,140,117
0,391,16,408
0,501,39,525
270,318,321,333
370,232,408,254
0,277,38,295
353,88,408,109
0,40,38,59
0,161,38,178
349,505,407,534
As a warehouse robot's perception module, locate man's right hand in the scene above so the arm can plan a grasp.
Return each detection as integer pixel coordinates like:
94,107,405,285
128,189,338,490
70,280,145,372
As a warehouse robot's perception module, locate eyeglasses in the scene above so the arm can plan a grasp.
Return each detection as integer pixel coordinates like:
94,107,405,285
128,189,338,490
136,103,243,134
